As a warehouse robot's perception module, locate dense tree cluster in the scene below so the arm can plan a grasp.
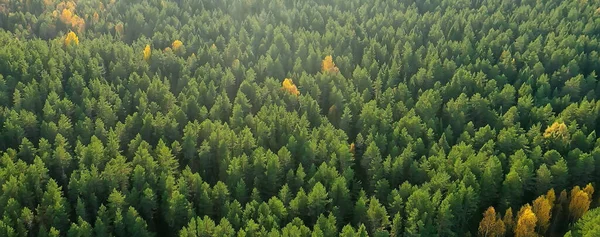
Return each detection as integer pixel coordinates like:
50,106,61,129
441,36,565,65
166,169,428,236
1,0,600,236
479,184,595,237
564,207,600,237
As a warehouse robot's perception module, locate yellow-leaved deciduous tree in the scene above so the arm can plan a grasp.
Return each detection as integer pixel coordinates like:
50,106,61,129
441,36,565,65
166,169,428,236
583,183,594,197
532,195,552,234
172,40,183,50
322,55,339,73
503,207,515,234
60,8,73,23
478,207,506,237
543,121,569,142
282,78,299,96
546,189,556,205
64,31,79,46
515,204,537,237
569,185,592,222
59,8,85,33
143,45,151,62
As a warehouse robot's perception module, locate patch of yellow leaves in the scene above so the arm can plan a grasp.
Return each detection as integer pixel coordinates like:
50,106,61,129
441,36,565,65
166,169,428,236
143,44,151,62
282,78,299,96
543,122,569,141
64,31,79,46
172,40,183,50
322,55,339,73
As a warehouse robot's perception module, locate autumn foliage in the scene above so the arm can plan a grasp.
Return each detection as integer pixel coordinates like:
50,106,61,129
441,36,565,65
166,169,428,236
543,121,569,142
322,55,339,73
479,184,595,237
569,186,592,221
172,40,183,50
59,8,85,32
532,195,552,234
502,208,515,235
515,204,537,237
282,78,299,96
64,31,79,46
478,207,506,237
143,44,151,62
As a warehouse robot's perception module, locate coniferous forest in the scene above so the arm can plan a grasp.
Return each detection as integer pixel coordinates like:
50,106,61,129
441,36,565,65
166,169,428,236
1,0,600,236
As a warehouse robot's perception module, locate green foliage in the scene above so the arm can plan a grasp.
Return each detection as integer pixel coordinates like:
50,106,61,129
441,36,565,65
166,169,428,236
0,0,600,236
564,208,600,237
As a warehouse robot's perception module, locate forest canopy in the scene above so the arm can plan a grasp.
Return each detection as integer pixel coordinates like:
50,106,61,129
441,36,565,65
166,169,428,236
1,0,600,236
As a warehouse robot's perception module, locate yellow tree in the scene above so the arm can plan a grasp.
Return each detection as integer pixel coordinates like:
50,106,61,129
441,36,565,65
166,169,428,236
282,78,299,96
59,8,85,33
583,183,594,197
503,207,515,234
478,207,506,237
569,186,591,222
172,40,183,50
532,196,552,234
64,31,79,46
546,189,556,205
322,55,338,73
143,45,151,62
60,8,73,24
543,122,569,143
515,204,537,237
